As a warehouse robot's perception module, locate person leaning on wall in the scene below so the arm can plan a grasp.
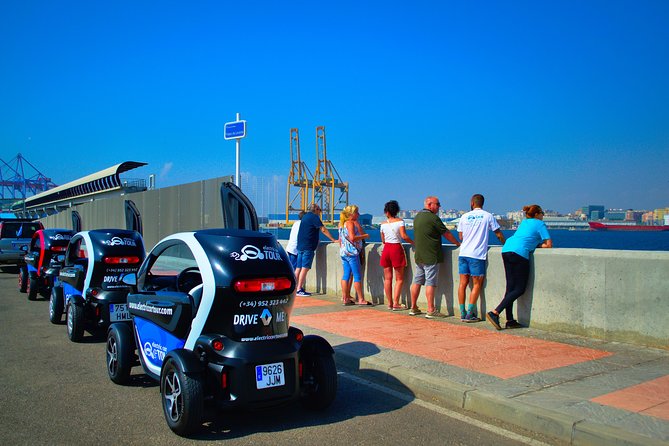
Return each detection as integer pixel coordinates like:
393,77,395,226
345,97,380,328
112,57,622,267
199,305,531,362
486,204,552,330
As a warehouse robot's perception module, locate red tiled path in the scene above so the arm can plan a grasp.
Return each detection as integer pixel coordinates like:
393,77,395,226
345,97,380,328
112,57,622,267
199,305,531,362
292,310,612,379
591,375,669,421
292,297,336,308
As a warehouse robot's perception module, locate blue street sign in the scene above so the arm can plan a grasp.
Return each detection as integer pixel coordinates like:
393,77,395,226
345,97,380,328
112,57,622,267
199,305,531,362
224,120,246,140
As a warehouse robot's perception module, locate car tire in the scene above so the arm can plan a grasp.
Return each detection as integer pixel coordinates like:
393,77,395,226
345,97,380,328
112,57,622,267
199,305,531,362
160,358,204,437
49,287,64,324
66,302,85,342
18,267,28,293
27,277,38,301
300,351,337,410
106,324,133,385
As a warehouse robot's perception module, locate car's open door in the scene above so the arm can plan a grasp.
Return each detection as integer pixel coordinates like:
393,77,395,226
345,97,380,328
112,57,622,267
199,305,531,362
220,182,259,231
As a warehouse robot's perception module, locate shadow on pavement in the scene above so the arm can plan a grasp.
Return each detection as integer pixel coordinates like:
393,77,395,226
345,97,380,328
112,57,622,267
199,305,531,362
193,341,415,440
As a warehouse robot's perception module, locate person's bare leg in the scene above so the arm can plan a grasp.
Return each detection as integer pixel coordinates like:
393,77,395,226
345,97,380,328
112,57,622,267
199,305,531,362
393,266,405,307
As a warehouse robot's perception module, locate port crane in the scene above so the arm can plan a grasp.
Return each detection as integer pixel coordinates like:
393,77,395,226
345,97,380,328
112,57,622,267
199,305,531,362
0,153,57,212
311,126,348,225
285,128,314,224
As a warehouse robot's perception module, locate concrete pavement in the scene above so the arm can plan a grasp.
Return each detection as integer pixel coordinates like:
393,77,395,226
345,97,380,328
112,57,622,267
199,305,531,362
291,293,669,446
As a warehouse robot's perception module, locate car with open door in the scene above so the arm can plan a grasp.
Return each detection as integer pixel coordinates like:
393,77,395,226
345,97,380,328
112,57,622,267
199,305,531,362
54,229,145,340
20,228,74,302
105,182,337,436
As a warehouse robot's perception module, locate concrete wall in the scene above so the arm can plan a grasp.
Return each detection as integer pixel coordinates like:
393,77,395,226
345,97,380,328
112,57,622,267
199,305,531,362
286,242,669,349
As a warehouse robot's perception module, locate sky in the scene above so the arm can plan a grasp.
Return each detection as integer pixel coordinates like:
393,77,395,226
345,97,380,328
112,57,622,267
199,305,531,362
1,0,668,216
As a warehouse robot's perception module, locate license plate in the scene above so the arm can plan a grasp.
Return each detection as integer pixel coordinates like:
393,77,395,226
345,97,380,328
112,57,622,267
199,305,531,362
255,362,285,389
110,303,131,322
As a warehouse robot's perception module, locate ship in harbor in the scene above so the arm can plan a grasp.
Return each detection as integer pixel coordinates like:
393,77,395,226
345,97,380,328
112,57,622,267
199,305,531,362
588,222,669,231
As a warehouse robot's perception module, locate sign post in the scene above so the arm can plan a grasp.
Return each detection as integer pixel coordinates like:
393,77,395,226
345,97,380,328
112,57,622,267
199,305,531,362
224,113,247,187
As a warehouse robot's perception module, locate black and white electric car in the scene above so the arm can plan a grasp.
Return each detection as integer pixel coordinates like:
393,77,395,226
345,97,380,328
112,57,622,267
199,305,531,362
53,229,145,340
105,183,337,436
20,228,74,301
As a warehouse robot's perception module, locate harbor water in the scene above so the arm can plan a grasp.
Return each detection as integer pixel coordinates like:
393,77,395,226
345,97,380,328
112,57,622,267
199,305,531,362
268,228,669,252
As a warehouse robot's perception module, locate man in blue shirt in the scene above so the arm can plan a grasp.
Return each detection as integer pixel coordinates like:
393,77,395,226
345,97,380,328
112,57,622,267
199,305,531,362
296,203,338,296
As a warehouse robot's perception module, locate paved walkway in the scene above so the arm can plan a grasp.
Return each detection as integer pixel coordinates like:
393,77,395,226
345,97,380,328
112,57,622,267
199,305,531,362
291,295,669,446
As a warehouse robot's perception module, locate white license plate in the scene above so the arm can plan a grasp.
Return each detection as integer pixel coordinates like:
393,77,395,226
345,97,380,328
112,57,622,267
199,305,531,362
255,362,285,389
110,304,131,322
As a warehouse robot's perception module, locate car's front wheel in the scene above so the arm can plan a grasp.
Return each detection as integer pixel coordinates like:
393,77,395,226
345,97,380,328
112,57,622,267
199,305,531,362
106,324,133,385
160,358,203,437
66,302,84,342
27,277,38,301
49,287,64,324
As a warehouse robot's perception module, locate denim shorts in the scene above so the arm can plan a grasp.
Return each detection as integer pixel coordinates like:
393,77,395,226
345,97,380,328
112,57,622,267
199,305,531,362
412,263,439,287
458,256,487,276
288,252,298,270
296,250,315,269
341,255,362,282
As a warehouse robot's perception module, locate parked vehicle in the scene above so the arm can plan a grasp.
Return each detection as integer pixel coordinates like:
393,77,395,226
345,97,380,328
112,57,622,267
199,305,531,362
105,182,337,436
54,229,145,341
20,228,74,302
1,219,44,266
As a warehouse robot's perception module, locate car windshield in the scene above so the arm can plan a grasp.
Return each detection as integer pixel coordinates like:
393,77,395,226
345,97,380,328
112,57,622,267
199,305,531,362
0,222,42,239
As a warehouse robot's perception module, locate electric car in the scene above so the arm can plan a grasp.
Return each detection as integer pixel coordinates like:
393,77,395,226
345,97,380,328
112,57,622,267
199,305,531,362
20,229,74,301
53,229,145,340
105,183,337,436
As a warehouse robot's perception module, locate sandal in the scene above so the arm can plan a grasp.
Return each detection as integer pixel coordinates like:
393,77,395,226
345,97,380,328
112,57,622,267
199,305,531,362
391,305,407,311
356,301,373,306
342,299,355,306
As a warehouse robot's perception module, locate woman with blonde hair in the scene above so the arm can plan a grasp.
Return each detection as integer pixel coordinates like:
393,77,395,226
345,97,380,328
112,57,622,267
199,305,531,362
338,204,371,305
487,204,552,330
380,200,413,310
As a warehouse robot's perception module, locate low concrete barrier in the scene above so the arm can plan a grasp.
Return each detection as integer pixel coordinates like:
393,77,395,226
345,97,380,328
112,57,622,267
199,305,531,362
283,242,669,349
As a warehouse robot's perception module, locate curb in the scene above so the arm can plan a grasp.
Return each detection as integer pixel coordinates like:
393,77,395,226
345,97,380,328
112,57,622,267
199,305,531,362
334,349,667,446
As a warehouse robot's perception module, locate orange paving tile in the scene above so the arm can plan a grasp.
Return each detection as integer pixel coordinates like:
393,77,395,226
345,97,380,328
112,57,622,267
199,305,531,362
292,297,336,308
291,310,612,379
591,375,669,421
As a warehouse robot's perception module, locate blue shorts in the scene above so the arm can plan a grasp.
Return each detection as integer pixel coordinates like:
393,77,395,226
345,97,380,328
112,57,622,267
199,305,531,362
341,255,362,282
458,256,486,276
412,263,439,287
288,252,298,270
296,250,315,269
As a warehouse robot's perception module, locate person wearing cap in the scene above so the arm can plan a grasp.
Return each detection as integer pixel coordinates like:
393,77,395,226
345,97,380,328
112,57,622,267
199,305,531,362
486,204,552,330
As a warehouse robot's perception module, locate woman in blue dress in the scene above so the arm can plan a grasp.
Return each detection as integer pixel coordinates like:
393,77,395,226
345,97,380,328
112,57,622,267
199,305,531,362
486,204,552,330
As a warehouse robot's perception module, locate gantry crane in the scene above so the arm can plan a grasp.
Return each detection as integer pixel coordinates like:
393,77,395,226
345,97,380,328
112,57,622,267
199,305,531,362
0,153,57,212
285,128,314,224
312,126,348,225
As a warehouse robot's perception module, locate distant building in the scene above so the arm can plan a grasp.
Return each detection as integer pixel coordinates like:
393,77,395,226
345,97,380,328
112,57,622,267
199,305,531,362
581,205,605,220
605,209,627,221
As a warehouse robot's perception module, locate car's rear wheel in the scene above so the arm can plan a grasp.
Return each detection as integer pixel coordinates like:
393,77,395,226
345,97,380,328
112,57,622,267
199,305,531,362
160,358,203,437
49,287,64,324
300,351,337,410
106,324,133,385
66,302,84,342
18,267,28,293
27,277,38,301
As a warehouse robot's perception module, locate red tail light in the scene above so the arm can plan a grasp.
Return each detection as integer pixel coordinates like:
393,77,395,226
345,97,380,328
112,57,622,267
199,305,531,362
50,246,67,252
103,256,140,264
299,361,303,379
221,371,228,389
213,340,224,351
233,277,292,293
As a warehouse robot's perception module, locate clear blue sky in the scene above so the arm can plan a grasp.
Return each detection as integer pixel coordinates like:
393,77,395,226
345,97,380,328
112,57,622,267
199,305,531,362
2,0,668,215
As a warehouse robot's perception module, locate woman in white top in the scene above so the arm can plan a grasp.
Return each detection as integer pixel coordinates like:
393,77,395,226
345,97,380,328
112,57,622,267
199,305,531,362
379,200,414,310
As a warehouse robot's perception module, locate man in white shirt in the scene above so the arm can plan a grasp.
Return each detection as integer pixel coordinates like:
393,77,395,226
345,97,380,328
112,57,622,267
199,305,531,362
286,211,304,272
457,194,506,322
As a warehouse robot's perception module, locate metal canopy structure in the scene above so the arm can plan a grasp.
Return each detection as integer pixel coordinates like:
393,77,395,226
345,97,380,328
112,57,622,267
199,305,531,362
11,161,147,218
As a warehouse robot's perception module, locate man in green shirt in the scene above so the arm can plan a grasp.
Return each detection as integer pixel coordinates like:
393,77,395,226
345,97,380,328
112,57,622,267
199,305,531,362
410,196,460,318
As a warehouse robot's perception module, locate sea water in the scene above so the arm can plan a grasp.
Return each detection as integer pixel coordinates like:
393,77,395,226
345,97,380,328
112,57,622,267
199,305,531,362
267,228,669,252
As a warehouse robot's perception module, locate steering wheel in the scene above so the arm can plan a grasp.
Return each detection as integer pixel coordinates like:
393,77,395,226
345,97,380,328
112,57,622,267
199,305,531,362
176,266,202,293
